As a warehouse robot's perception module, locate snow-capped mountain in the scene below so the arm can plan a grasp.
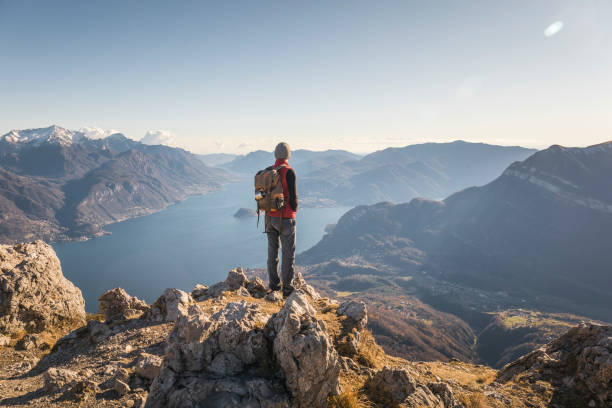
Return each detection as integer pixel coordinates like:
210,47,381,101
1,125,129,148
0,125,228,244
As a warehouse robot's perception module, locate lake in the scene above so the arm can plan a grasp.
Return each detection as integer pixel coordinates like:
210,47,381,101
53,181,349,311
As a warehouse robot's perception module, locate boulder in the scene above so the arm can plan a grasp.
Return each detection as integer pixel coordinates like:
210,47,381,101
147,301,289,408
145,288,193,322
266,291,341,407
191,284,208,300
337,300,368,328
98,287,149,320
0,241,86,343
265,291,282,303
114,378,131,396
43,367,80,393
365,366,445,407
292,272,320,300
194,269,252,300
225,268,248,290
246,278,267,298
135,352,163,380
497,323,612,407
66,379,99,401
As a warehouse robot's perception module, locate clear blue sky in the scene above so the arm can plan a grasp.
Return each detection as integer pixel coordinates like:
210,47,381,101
1,0,611,153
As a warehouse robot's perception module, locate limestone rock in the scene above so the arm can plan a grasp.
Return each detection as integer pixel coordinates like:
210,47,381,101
115,367,130,383
336,330,361,357
147,301,289,408
195,269,253,300
0,241,86,342
0,334,9,346
191,284,208,300
497,323,612,407
98,287,150,320
115,378,131,396
265,291,282,303
43,367,80,393
87,319,111,343
66,379,99,401
292,272,320,300
267,291,341,407
225,267,249,290
337,300,368,328
135,352,163,380
365,366,445,407
145,288,193,322
236,286,250,297
246,277,267,298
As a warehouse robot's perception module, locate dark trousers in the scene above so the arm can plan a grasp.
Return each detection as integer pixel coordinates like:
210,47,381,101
266,217,296,294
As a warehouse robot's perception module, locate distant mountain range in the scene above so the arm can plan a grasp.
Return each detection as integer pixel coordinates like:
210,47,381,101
205,142,536,206
198,153,238,167
300,141,537,205
0,126,227,243
300,142,612,321
218,149,361,175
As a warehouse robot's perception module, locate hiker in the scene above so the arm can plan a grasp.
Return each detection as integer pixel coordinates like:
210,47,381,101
264,142,298,297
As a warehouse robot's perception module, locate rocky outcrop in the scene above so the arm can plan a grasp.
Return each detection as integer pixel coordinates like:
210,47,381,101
292,271,320,300
98,287,150,320
146,300,288,408
337,299,368,328
147,288,340,408
0,241,86,345
266,292,341,407
497,323,612,407
144,288,193,322
135,352,164,380
365,366,457,407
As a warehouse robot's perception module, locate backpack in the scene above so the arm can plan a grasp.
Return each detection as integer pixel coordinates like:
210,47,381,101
254,166,286,230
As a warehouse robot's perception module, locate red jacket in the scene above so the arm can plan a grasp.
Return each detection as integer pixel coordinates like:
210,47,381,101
269,159,297,219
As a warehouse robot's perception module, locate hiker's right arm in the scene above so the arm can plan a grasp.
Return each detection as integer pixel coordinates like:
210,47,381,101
286,169,298,211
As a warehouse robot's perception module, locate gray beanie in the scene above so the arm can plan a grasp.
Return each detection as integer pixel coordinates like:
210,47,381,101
274,142,290,160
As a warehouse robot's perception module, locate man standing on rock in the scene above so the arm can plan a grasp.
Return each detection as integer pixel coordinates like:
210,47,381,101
267,142,298,298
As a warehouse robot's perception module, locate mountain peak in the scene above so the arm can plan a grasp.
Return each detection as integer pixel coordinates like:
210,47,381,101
2,125,77,147
1,126,134,149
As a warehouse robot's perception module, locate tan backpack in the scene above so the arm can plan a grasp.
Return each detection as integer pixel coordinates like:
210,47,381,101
254,166,286,230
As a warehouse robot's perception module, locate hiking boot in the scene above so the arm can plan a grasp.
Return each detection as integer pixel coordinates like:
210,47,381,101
268,285,280,292
282,289,293,298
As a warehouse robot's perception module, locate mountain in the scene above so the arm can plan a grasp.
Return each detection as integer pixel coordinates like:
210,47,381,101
299,142,612,366
300,141,537,206
221,149,361,175
198,152,238,167
0,126,228,243
1,241,609,407
301,142,612,318
216,142,534,208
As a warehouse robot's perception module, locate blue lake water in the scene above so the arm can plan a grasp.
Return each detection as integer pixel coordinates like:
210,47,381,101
53,181,349,312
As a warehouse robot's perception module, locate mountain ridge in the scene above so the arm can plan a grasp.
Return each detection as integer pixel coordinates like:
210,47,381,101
301,141,612,316
0,126,228,243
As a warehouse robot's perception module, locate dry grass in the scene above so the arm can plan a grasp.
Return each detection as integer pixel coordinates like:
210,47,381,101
458,391,488,408
421,361,498,389
355,330,386,369
336,291,358,298
475,372,496,385
197,292,284,316
328,391,360,408
86,313,105,322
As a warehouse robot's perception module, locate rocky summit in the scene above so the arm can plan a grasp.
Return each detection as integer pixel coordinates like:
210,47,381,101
0,241,86,350
0,243,610,407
